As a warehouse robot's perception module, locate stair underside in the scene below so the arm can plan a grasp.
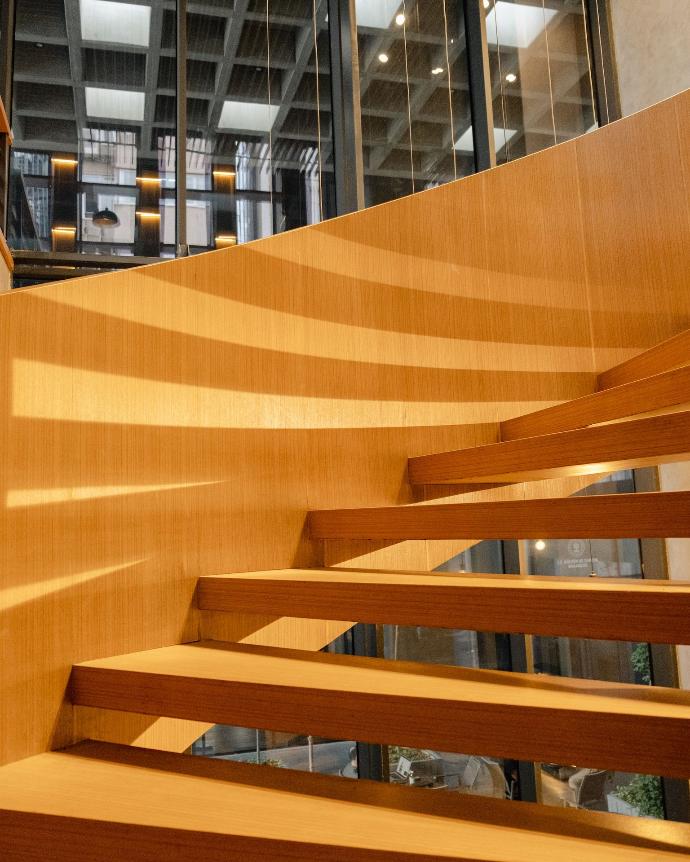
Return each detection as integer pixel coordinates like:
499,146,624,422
309,491,690,539
3,742,690,862
70,641,690,778
198,569,690,644
408,410,690,484
500,365,690,441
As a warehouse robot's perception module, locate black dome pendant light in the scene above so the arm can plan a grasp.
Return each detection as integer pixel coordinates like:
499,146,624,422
92,207,120,227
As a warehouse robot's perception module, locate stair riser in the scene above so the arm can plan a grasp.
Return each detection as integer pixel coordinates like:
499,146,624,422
70,667,690,779
197,579,690,644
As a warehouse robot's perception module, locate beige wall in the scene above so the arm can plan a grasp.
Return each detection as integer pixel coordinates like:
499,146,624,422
610,0,690,116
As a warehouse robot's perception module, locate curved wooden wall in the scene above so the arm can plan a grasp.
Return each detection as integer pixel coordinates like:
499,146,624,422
0,90,688,766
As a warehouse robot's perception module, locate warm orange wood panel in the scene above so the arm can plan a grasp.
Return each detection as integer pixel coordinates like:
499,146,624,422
0,230,12,274
310,491,690,540
198,569,690,644
408,410,690,484
1,91,689,768
598,330,690,390
70,641,690,778
500,365,690,441
0,95,11,140
3,742,690,862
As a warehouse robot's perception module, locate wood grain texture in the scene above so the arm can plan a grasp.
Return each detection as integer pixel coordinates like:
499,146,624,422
70,641,690,778
1,92,689,766
500,364,690,441
408,410,690,484
598,329,690,390
198,569,690,644
0,95,11,140
3,742,690,862
310,491,690,540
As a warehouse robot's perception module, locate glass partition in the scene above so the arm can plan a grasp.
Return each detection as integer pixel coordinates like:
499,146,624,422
485,0,597,163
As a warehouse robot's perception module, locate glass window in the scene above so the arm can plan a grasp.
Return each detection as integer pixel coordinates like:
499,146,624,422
485,0,597,163
356,0,472,206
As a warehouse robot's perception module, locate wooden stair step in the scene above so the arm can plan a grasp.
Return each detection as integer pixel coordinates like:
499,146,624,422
3,742,690,862
70,640,690,778
500,365,690,441
408,410,690,484
598,329,690,390
198,569,690,644
309,490,690,540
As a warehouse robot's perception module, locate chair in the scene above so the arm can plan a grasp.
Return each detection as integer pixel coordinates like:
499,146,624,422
563,769,609,811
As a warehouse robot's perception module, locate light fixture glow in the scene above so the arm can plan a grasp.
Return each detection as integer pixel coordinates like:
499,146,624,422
535,539,546,551
378,52,389,63
395,12,405,25
483,0,490,8
213,170,236,178
51,226,77,233
51,157,78,166
136,211,160,219
431,67,444,75
136,176,161,184
215,234,238,245
505,72,517,83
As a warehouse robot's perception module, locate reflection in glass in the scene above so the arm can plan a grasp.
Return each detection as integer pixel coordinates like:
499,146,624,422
356,0,472,206
528,470,667,820
485,0,596,163
382,540,521,800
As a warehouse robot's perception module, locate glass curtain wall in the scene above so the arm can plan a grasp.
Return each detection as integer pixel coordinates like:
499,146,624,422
355,0,473,206
9,0,175,258
6,0,334,260
485,0,597,163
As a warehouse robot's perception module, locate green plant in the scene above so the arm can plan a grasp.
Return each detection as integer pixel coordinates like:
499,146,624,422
631,642,651,685
260,758,285,768
614,774,664,818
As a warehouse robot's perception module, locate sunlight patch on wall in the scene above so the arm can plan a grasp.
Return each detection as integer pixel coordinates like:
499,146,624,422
6,482,220,508
36,283,613,374
0,560,146,611
12,359,554,429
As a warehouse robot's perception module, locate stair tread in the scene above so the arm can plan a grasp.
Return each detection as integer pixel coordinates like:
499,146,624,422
598,329,690,390
408,410,690,484
2,742,689,861
71,641,690,777
309,491,690,539
500,365,690,441
198,569,690,643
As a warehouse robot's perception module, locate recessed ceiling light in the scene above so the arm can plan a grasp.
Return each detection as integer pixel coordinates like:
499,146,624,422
431,67,444,75
378,52,389,63
535,539,546,551
218,100,279,132
79,0,151,47
85,87,145,121
395,12,405,25
505,72,517,83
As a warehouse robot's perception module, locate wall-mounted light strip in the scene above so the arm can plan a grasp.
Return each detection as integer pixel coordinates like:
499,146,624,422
212,170,236,178
51,158,78,167
51,226,77,233
136,211,161,219
215,235,237,245
136,176,162,183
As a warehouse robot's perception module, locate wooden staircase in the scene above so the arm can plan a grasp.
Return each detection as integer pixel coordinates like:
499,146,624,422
2,328,690,858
